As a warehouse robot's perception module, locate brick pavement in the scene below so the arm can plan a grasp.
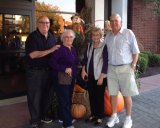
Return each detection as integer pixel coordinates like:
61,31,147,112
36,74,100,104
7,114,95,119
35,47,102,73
18,75,160,128
17,87,160,128
1,75,160,128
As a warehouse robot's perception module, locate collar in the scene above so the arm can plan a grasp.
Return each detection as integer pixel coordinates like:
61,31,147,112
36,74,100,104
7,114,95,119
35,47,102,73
91,40,105,48
119,28,124,33
111,27,124,35
36,29,50,39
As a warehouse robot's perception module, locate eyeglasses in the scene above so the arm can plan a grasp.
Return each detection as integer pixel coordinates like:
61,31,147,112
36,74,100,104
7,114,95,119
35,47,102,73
92,34,101,37
38,22,50,25
64,36,74,39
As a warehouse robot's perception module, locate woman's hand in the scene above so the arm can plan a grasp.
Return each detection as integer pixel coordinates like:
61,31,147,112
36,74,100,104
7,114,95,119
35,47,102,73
97,73,104,86
81,66,88,80
65,68,72,76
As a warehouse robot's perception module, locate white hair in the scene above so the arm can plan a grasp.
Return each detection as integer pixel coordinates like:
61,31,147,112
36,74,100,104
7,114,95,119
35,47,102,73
110,14,122,21
60,29,75,42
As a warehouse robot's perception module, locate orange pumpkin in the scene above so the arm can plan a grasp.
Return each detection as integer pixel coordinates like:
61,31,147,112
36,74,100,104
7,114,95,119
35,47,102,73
71,104,86,119
74,84,86,93
104,90,124,116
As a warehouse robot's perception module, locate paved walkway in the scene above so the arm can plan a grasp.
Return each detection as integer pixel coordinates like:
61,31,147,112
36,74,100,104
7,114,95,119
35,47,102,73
0,74,160,128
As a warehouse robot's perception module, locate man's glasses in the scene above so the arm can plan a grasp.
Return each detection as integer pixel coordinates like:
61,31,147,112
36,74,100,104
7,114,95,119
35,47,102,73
38,22,50,25
64,36,74,39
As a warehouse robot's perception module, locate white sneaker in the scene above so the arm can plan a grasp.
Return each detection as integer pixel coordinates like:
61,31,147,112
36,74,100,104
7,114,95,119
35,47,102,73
123,118,132,128
106,115,119,127
58,119,76,124
41,118,52,123
62,125,75,128
58,120,63,124
72,119,76,123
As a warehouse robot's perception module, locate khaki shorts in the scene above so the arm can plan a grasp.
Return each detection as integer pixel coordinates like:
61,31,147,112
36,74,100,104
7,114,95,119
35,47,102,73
107,64,139,96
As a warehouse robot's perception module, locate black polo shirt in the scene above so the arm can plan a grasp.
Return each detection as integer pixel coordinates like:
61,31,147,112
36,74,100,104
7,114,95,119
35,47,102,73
25,29,56,69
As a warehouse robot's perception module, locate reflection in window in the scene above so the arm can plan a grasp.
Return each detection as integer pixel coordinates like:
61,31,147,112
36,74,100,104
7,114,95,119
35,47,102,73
36,10,74,37
0,14,29,50
35,1,75,37
0,14,29,99
51,13,73,35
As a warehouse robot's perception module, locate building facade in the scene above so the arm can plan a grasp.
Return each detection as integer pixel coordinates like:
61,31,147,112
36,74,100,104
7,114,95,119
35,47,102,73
83,0,160,53
0,0,159,100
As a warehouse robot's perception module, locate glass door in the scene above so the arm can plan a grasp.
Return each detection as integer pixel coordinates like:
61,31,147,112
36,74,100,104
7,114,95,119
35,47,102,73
0,14,29,99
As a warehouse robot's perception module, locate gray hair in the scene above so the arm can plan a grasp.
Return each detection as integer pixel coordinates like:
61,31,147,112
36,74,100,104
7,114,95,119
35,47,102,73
91,27,103,37
110,14,122,21
60,29,75,42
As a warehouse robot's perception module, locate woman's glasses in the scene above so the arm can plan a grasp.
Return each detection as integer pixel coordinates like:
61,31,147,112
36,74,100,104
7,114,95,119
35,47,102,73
38,22,50,25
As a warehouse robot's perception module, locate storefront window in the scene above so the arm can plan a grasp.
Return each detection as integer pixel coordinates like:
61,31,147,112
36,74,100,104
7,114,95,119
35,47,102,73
0,14,29,99
0,14,29,50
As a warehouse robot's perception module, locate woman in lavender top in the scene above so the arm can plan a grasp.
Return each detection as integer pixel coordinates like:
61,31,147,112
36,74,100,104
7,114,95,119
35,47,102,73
50,30,79,128
81,27,108,126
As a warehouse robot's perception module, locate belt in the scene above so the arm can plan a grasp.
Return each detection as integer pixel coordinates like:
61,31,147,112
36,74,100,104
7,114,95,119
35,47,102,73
28,67,50,71
111,64,126,66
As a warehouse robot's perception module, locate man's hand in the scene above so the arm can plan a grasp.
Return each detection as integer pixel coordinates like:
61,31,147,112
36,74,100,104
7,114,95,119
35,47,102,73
50,45,60,53
131,63,136,70
29,45,60,59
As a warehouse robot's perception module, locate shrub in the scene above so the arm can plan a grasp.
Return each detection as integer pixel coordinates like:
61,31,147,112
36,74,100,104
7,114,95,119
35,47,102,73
137,53,149,74
139,53,149,62
141,51,152,66
149,54,160,67
134,52,148,87
136,55,148,89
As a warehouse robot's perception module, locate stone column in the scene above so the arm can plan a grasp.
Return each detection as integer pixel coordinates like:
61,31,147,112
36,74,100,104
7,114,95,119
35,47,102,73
111,0,128,28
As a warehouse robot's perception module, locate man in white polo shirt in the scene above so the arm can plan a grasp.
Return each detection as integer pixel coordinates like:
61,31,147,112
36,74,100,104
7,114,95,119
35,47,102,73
104,14,140,128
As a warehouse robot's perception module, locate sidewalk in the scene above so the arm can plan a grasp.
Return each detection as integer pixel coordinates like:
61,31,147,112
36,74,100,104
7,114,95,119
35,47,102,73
0,74,160,128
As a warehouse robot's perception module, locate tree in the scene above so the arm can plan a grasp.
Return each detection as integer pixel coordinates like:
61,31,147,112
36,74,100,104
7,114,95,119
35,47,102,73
144,0,160,15
35,1,64,35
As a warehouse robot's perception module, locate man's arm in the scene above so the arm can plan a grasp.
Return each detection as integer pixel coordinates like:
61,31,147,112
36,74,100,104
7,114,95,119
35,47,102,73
29,45,60,59
131,53,139,70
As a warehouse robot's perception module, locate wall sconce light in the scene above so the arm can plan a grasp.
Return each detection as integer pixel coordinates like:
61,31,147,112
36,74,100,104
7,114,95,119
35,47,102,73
21,35,27,42
19,29,22,34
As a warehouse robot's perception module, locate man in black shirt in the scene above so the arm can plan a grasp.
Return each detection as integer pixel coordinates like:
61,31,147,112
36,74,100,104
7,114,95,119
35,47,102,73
25,16,60,128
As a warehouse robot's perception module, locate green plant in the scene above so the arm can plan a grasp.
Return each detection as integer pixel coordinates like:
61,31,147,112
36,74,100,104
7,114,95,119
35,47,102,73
72,31,86,63
80,6,92,44
144,0,160,15
135,68,141,89
136,51,160,88
135,54,148,89
137,54,149,74
149,54,160,66
141,51,152,66
140,52,149,58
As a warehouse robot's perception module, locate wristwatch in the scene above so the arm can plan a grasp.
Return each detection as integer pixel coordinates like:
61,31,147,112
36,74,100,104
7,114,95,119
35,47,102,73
132,64,136,67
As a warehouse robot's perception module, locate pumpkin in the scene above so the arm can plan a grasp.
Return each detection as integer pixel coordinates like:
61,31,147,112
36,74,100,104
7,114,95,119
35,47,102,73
74,84,86,93
104,90,124,116
71,104,86,119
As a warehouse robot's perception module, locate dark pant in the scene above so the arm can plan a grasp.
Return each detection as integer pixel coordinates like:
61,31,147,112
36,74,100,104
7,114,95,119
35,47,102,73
55,79,74,127
26,69,52,125
87,76,106,119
